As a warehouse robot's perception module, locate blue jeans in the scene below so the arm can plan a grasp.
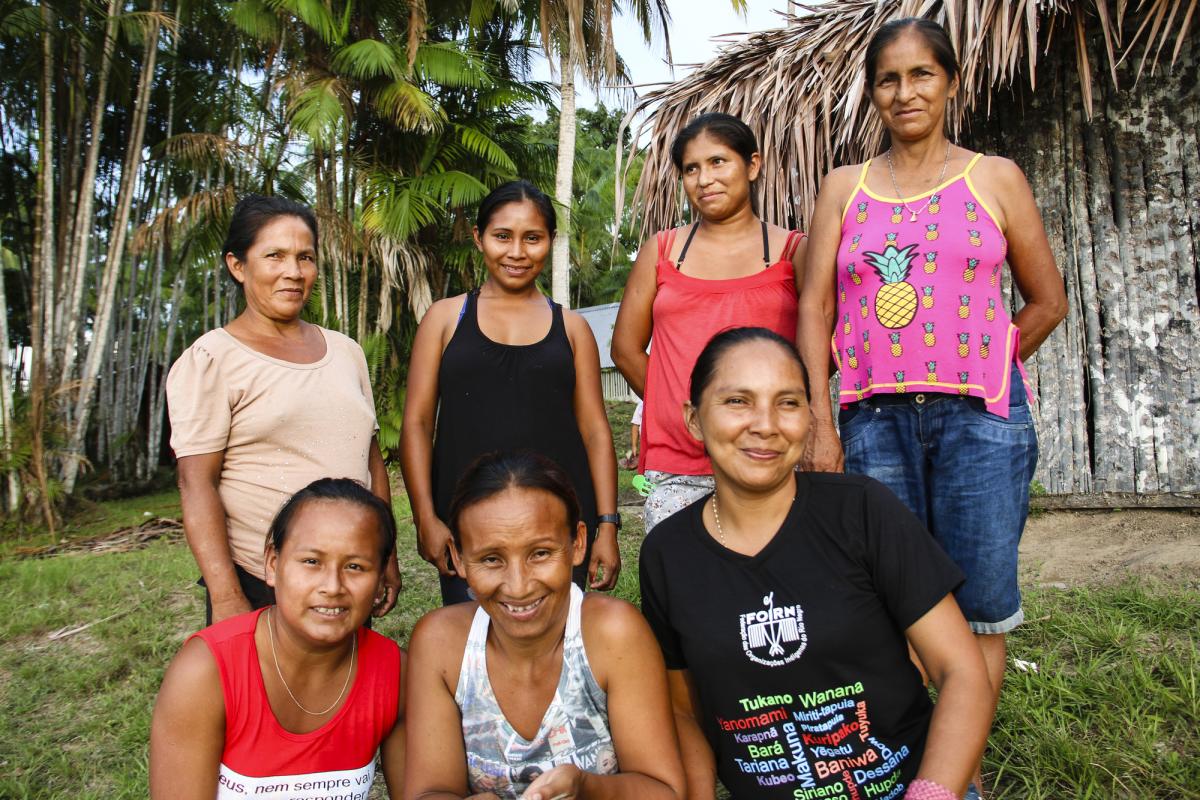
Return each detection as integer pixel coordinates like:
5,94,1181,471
840,366,1038,634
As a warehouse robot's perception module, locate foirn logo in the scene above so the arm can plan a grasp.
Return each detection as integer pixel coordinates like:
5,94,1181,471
739,591,806,667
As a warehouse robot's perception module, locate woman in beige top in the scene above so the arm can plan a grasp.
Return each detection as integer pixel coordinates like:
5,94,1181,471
167,195,398,624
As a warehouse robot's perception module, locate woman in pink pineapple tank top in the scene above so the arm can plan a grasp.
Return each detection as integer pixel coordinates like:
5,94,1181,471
799,18,1067,800
613,113,807,532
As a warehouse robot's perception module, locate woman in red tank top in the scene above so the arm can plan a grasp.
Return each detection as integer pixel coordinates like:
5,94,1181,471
612,113,807,532
149,479,405,800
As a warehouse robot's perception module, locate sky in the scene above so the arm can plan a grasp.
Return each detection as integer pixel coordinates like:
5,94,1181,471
530,0,794,112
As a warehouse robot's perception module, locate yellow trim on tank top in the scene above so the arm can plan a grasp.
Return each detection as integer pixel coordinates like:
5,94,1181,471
840,153,988,223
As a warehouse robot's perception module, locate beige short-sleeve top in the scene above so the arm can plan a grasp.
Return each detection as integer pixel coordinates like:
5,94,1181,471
167,326,378,578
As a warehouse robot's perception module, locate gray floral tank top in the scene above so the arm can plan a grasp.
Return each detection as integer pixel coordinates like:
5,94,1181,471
455,584,618,799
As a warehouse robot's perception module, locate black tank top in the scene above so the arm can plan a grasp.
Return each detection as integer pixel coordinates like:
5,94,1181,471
431,288,598,533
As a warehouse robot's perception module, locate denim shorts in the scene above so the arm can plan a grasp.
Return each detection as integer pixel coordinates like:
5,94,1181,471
839,365,1038,634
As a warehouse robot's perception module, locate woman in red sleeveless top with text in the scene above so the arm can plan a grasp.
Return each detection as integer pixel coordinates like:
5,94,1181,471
613,113,807,532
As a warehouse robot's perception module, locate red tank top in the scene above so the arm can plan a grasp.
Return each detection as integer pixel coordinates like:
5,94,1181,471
192,609,400,799
640,224,803,475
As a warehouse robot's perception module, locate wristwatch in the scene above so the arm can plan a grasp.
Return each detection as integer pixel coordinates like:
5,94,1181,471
597,513,622,529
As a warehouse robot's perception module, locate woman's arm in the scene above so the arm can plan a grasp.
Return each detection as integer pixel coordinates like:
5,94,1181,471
983,157,1068,359
905,594,995,796
399,299,457,578
368,436,402,615
176,452,248,623
611,235,660,398
381,649,408,796
565,311,621,591
798,167,858,473
666,668,718,800
523,598,686,800
403,611,487,800
149,638,226,799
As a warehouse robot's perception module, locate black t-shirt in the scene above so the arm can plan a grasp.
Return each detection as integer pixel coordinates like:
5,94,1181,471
639,473,963,800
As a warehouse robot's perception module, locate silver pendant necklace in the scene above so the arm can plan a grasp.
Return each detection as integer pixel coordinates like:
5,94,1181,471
266,607,357,716
886,140,952,222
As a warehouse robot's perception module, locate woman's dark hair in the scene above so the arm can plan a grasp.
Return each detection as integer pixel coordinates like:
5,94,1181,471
222,194,319,263
864,17,960,86
448,450,580,548
669,112,759,172
689,327,810,406
475,180,557,236
268,477,397,563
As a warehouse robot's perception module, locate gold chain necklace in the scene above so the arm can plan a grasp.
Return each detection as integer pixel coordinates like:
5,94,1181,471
886,140,952,222
266,607,356,716
712,494,728,547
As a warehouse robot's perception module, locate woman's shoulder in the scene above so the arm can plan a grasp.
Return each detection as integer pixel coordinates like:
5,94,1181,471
409,602,476,653
579,594,657,671
968,153,1029,188
176,328,235,365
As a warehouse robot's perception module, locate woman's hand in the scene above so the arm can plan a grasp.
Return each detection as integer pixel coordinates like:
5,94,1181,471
373,553,403,617
588,524,622,591
417,515,456,577
520,764,585,800
802,419,844,473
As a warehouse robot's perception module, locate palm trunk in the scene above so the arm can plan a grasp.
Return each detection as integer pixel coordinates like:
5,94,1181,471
62,3,162,494
27,1,56,529
57,0,120,386
0,249,19,511
551,47,577,308
147,266,185,478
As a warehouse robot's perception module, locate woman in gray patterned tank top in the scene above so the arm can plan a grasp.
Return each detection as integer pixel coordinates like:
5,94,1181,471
405,451,685,800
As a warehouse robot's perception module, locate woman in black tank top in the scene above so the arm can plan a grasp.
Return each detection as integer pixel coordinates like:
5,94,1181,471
400,181,621,605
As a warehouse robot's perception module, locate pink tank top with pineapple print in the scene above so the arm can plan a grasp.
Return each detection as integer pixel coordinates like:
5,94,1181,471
834,153,1026,418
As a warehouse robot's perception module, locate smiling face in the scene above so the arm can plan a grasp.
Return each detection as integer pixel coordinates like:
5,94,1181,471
451,486,586,641
680,130,761,222
869,28,959,142
225,215,317,323
473,199,552,292
685,338,810,494
264,499,384,646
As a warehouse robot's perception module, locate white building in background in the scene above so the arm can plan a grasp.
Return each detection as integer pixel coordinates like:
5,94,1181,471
575,302,638,402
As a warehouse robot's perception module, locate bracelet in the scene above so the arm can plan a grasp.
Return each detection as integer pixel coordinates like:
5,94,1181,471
597,513,621,529
905,779,960,800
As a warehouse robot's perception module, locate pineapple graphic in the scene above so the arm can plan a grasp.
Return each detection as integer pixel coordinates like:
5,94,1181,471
965,201,978,222
891,205,903,224
980,334,991,359
856,202,869,224
957,332,970,357
925,223,939,241
854,381,864,401
849,233,862,253
847,346,858,369
986,298,996,322
968,229,982,247
924,251,938,274
859,296,869,319
842,313,852,336
922,285,934,309
957,371,970,394
839,282,846,303
990,265,1000,287
958,295,971,319
866,366,873,383
923,322,936,347
847,263,862,286
883,231,898,249
963,258,978,283
863,243,919,329
862,330,871,355
889,332,903,357
894,371,907,393
925,360,938,382
928,194,941,214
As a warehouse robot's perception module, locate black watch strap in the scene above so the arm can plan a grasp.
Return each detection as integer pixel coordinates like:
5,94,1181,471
597,513,621,529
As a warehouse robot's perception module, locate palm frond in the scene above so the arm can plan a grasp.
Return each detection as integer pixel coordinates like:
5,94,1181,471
453,123,518,174
265,0,342,44
374,78,446,133
288,76,352,147
228,0,282,43
331,38,403,81
414,41,494,88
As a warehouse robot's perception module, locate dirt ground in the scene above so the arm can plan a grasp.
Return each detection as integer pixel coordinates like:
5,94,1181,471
1020,509,1200,587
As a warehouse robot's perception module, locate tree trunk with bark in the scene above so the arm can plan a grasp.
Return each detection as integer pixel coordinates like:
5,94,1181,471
62,3,162,494
552,48,577,308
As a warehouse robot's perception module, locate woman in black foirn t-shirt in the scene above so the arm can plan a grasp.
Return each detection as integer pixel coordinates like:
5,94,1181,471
638,328,993,800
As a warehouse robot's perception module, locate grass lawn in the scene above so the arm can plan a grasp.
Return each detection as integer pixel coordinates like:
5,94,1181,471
1,404,1196,798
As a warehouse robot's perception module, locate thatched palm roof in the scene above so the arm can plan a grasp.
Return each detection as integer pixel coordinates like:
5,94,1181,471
619,0,1196,237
